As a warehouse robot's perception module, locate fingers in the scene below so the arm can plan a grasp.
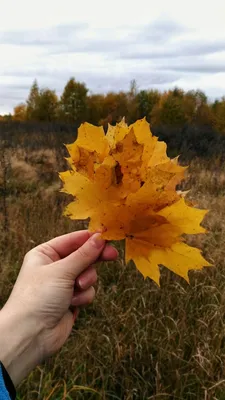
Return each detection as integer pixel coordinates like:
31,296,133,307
100,244,118,261
71,286,95,306
76,265,97,290
45,230,118,261
46,230,91,259
51,309,78,353
58,233,106,279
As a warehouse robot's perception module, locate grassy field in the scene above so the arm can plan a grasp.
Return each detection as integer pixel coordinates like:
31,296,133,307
1,145,225,399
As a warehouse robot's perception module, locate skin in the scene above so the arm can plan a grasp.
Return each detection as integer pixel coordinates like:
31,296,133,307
0,230,118,387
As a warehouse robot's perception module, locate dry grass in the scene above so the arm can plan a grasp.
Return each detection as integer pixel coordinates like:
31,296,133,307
10,157,38,181
1,148,225,400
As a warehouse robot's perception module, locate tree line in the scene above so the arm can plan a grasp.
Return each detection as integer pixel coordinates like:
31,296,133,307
1,78,225,161
0,78,225,135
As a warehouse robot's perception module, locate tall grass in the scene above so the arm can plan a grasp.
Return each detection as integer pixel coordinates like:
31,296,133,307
1,147,225,399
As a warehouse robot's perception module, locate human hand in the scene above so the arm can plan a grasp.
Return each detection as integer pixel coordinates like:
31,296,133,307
0,230,118,386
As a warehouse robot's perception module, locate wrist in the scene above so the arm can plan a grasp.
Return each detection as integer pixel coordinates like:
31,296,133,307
0,304,43,387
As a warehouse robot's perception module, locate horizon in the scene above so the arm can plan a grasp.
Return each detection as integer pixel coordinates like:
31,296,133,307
1,0,225,114
0,79,221,116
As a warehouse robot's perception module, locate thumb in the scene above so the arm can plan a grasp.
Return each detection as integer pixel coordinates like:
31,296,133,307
57,233,105,279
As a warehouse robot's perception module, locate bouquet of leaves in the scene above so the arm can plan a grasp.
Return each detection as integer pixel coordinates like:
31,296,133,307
59,118,211,285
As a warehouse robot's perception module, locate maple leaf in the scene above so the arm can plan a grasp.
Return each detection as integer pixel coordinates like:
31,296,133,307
65,123,109,179
59,118,211,285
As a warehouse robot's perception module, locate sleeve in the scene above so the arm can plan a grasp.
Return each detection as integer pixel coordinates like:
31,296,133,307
0,362,16,400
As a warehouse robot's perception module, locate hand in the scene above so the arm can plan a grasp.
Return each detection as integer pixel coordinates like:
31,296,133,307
0,230,118,386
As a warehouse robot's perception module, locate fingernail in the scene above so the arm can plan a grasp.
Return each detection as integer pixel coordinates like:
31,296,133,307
72,294,82,306
91,233,105,249
76,278,84,289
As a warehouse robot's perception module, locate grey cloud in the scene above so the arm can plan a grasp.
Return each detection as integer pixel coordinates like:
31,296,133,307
48,19,187,55
1,17,224,113
76,71,179,91
1,68,179,88
0,69,179,113
47,40,124,55
0,23,133,56
0,23,87,46
161,64,225,74
0,70,179,111
0,82,30,89
1,18,222,64
0,85,29,111
0,18,188,56
121,41,225,60
1,69,50,78
138,19,186,44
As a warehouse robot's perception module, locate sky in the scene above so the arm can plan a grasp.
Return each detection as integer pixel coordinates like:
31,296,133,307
0,0,225,114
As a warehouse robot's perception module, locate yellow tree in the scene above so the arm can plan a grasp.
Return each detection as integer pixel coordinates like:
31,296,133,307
13,103,27,121
87,94,104,125
101,91,128,126
212,98,225,133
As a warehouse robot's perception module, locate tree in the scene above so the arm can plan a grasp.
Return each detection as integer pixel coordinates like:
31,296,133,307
26,80,40,120
182,92,196,123
129,79,138,97
13,103,27,121
172,87,184,98
60,78,88,123
136,90,149,120
36,89,59,121
195,103,214,127
101,92,118,125
101,91,129,125
211,98,225,133
137,90,160,121
87,94,104,125
194,90,207,108
0,114,12,121
127,79,138,123
151,90,188,127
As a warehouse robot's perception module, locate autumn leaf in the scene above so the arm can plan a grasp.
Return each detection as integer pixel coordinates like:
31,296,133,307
59,117,211,285
65,123,109,178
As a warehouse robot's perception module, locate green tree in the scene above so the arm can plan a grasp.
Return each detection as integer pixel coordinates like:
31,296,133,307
127,79,138,123
26,80,40,120
137,90,160,121
151,91,187,126
36,89,59,121
60,78,88,123
172,87,184,98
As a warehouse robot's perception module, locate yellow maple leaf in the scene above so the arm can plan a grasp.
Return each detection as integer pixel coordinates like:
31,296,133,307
59,118,211,285
65,123,109,178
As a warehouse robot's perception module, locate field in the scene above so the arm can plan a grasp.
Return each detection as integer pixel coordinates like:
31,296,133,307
1,135,225,399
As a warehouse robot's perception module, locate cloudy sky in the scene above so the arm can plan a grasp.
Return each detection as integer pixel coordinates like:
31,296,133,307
0,0,225,113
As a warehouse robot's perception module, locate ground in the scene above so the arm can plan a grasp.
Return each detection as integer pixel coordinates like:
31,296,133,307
1,144,225,400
